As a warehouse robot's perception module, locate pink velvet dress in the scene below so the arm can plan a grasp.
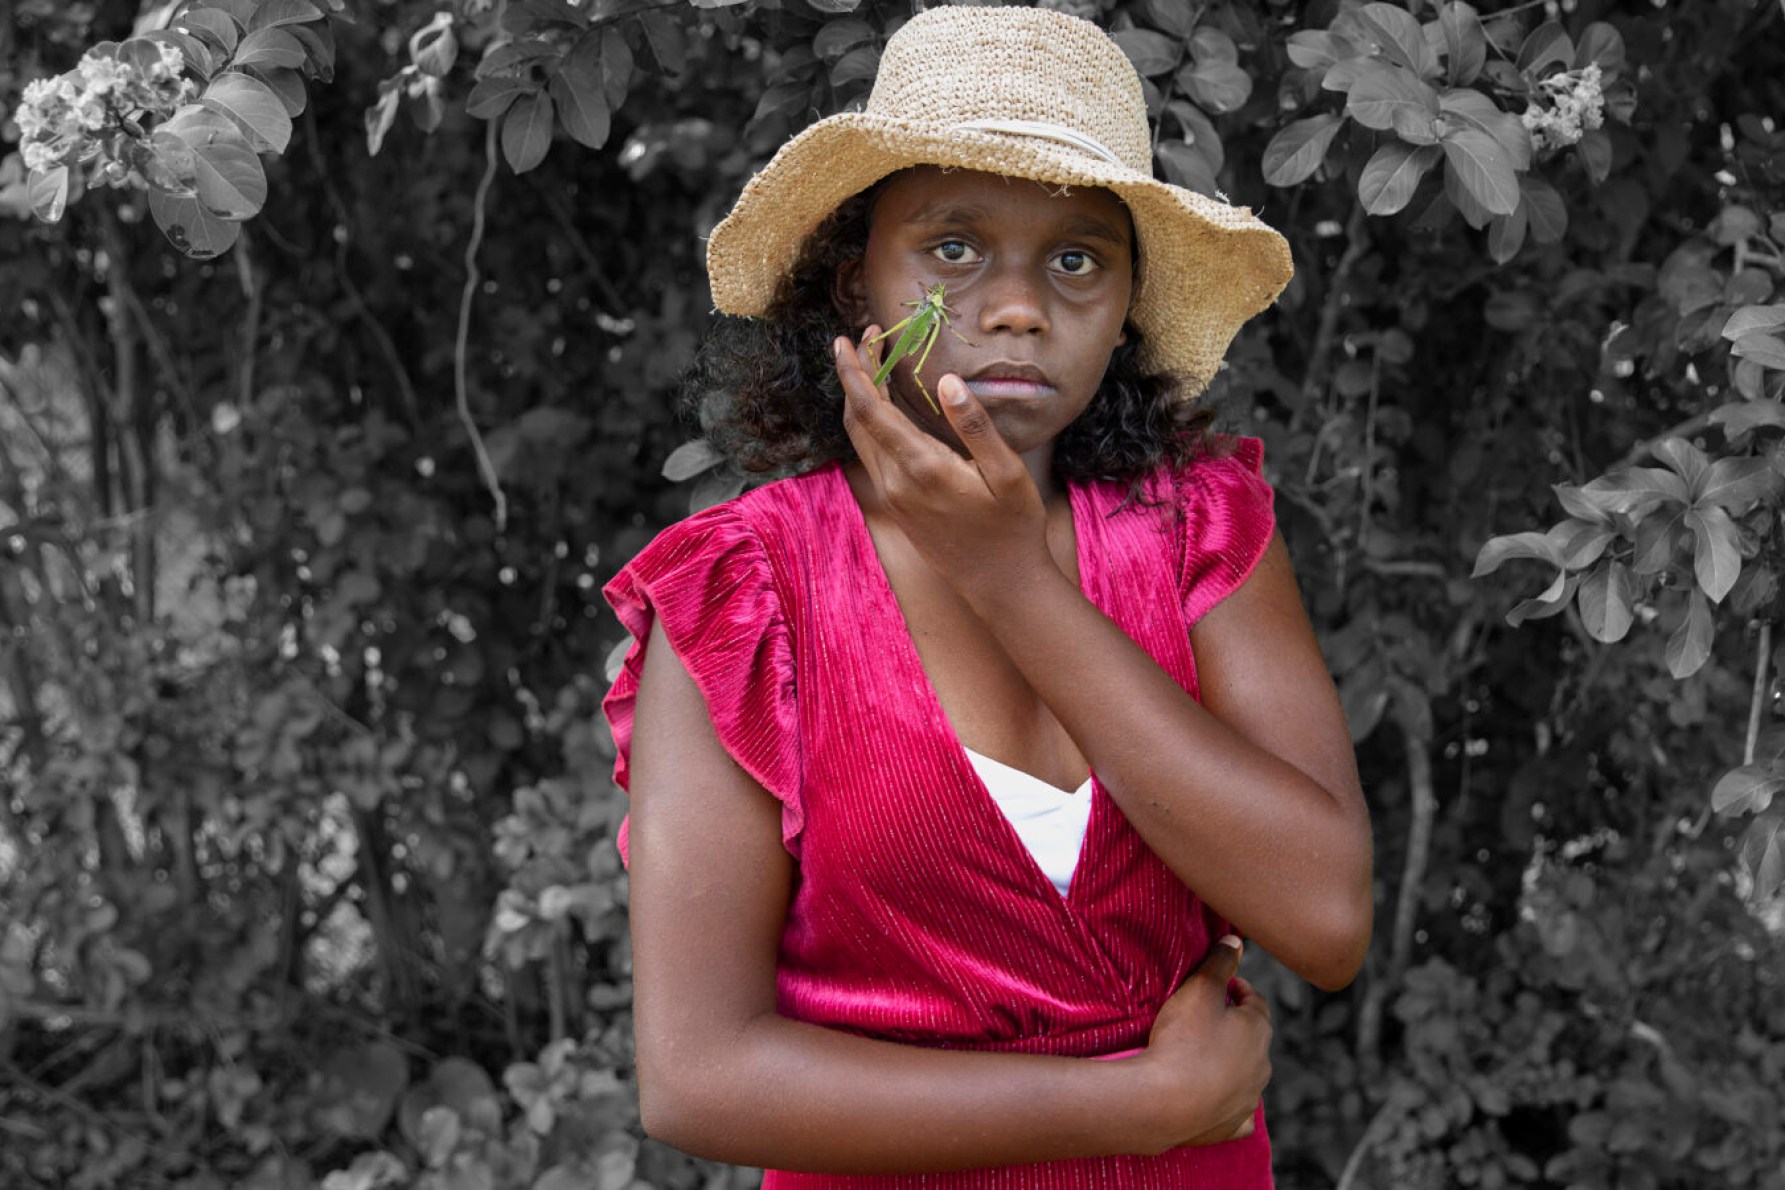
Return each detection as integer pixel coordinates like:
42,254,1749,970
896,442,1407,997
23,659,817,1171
604,441,1278,1188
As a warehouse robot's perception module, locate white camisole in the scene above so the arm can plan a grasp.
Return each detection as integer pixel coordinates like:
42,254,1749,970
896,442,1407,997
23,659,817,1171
962,747,1092,896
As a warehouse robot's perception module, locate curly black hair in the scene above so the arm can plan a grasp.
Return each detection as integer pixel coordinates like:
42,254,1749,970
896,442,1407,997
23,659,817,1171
682,180,1216,485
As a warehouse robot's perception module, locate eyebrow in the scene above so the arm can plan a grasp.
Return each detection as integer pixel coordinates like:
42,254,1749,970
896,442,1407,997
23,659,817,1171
900,199,1132,248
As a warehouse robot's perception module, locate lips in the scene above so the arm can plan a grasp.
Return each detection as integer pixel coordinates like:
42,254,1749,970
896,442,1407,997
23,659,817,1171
963,360,1054,399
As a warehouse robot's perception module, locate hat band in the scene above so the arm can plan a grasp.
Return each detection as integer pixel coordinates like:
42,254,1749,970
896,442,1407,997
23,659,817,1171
949,119,1127,169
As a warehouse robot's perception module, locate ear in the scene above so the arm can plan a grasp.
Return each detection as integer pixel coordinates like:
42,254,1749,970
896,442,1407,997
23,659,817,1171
834,258,869,328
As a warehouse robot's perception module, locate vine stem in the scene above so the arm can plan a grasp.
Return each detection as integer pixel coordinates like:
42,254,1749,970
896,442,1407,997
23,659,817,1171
1745,621,1773,765
1355,713,1437,1065
457,118,508,532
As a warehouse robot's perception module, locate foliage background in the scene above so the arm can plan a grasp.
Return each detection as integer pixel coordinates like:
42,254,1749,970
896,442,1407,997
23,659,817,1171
2,0,1784,1188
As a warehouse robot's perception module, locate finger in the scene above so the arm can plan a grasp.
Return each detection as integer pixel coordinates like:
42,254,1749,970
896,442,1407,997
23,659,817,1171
935,375,1026,491
1192,934,1243,988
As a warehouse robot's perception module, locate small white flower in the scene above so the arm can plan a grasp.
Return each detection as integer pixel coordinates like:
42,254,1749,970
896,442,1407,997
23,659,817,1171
156,43,185,79
21,139,59,172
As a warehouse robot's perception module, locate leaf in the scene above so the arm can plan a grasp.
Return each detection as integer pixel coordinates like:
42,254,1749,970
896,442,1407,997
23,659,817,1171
1350,3,1439,79
1439,1,1486,85
27,166,70,223
203,71,293,153
551,38,610,149
1732,332,1785,370
288,22,336,81
248,66,307,117
145,28,216,77
1507,572,1581,626
1167,101,1223,172
1286,30,1355,71
639,11,686,75
192,131,268,218
1473,531,1569,613
148,189,241,258
1141,0,1196,39
1722,305,1785,341
1112,28,1180,77
249,0,324,30
1710,400,1785,436
804,0,862,10
409,15,458,78
600,28,633,110
1651,436,1711,492
1359,141,1440,216
1576,127,1612,184
1516,20,1573,77
1262,114,1343,187
142,128,199,194
1156,140,1219,198
1755,827,1785,900
1441,126,1518,216
662,439,722,482
1487,201,1528,263
466,76,537,121
1321,57,1378,94
501,91,556,173
814,17,875,62
1699,456,1780,514
178,9,242,57
1631,509,1684,575
364,83,401,153
1684,505,1741,602
1554,520,1616,570
1521,174,1567,244
1347,64,1439,141
1183,58,1251,114
1577,559,1634,643
1578,466,1691,517
1191,27,1238,65
830,45,879,89
232,25,307,70
1664,591,1714,679
1573,21,1625,76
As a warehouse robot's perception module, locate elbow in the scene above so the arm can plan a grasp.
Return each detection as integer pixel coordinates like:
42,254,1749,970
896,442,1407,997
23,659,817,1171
636,1062,724,1159
1303,878,1374,992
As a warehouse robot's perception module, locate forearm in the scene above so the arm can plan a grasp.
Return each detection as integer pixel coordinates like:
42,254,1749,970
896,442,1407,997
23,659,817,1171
962,557,1371,986
640,1013,1173,1172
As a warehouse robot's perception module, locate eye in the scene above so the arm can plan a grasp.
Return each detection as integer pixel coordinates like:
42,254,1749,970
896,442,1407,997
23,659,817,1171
1054,250,1097,277
931,240,981,265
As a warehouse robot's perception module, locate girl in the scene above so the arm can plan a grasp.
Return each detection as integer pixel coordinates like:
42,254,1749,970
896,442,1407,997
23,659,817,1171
604,7,1372,1186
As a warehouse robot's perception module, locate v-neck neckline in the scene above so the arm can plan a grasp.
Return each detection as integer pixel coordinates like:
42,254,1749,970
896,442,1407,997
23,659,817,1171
832,462,1107,912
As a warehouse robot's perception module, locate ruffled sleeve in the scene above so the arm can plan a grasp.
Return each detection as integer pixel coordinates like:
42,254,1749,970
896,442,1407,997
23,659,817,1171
602,503,802,863
1175,437,1277,626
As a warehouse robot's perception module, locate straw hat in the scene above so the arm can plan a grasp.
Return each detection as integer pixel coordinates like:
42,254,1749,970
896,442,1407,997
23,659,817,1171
705,4,1293,393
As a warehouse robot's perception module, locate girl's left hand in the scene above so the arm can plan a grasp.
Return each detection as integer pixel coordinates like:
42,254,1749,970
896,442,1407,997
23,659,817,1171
834,328,1052,603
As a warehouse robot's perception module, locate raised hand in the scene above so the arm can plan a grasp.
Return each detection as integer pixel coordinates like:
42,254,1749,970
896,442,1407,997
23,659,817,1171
834,327,1052,605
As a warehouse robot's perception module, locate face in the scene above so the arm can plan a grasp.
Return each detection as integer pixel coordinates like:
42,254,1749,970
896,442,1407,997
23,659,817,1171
840,167,1135,465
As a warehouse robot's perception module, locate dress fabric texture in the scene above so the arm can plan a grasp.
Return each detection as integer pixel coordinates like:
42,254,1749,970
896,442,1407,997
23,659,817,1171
604,440,1278,1188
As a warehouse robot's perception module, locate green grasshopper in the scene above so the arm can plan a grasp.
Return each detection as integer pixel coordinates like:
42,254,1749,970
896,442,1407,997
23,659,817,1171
867,283,976,414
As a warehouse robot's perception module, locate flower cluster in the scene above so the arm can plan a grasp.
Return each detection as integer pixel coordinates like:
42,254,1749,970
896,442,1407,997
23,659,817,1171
1520,62,1605,155
14,42,196,179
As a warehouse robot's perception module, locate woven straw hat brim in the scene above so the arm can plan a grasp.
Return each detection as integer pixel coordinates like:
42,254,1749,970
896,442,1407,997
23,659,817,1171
705,112,1294,392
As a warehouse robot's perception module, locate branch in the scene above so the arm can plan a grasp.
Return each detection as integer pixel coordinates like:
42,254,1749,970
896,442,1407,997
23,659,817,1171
300,108,421,426
1355,712,1437,1065
457,119,509,532
1300,206,1370,412
1613,410,1718,469
1746,621,1773,765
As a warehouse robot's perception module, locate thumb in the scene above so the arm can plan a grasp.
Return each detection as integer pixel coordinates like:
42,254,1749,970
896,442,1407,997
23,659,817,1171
1194,934,1243,987
937,375,1009,456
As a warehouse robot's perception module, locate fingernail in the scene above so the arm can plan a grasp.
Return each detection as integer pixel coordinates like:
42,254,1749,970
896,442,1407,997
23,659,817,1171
943,376,968,405
1218,934,1242,952
833,337,846,359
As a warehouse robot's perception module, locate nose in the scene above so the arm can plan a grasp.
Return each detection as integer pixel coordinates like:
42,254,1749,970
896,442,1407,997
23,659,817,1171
975,264,1049,338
